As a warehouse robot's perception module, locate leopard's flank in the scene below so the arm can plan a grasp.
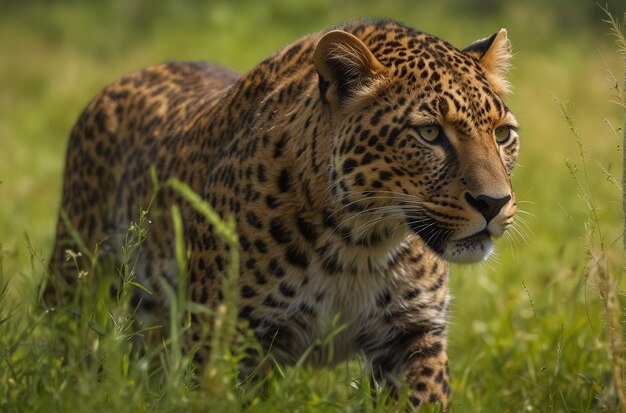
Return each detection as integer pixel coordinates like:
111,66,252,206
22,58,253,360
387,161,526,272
47,19,519,409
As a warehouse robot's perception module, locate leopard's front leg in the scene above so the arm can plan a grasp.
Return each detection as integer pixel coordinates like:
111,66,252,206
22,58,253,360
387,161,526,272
366,244,452,410
368,322,450,410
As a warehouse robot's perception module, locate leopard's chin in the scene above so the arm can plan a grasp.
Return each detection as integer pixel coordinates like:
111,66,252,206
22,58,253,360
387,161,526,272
441,230,494,263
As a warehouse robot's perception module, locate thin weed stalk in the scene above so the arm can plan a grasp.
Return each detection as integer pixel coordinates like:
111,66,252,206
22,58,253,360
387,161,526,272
600,4,626,411
168,178,242,400
561,25,625,405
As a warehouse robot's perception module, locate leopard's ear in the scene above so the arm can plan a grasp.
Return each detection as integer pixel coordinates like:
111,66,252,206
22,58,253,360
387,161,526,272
463,29,512,96
313,30,386,105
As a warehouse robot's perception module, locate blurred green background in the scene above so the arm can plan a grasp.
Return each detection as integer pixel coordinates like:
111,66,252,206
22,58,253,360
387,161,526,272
0,0,624,410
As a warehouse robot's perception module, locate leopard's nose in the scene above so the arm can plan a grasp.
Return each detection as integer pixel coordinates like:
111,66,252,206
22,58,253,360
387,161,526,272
464,193,511,222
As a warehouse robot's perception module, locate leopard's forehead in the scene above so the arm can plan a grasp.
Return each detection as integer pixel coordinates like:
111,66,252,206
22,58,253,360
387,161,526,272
342,20,510,135
345,19,486,80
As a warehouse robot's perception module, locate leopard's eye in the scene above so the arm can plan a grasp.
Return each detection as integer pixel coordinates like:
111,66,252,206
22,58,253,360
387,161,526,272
495,125,512,144
417,125,441,142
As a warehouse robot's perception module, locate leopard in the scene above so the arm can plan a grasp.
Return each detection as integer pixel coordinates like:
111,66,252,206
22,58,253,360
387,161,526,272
46,19,519,409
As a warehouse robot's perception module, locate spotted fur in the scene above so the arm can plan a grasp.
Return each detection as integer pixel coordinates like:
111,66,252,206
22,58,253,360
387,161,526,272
47,19,519,409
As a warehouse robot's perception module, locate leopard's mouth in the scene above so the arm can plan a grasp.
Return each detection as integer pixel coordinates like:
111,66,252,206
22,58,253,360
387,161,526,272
455,229,491,244
406,217,494,263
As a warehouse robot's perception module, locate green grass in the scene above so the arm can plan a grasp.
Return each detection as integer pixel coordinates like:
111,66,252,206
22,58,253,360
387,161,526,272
1,1,625,411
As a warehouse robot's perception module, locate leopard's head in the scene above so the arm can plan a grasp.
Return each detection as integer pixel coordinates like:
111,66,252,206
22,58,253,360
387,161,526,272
314,21,518,263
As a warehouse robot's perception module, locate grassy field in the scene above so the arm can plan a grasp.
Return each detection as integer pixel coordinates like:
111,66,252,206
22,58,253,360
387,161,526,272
1,0,625,411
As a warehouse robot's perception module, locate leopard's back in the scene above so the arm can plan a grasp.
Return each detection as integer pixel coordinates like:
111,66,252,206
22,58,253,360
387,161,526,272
47,61,239,298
